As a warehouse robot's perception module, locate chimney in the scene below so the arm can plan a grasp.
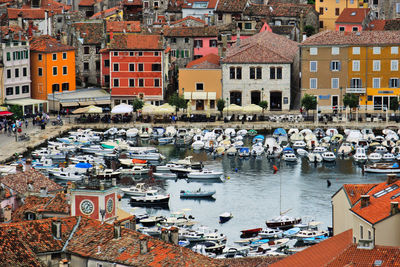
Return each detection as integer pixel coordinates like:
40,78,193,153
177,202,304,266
169,227,179,245
161,228,169,243
112,178,117,187
58,259,69,267
40,186,47,197
113,221,121,239
100,182,105,191
44,10,48,35
17,13,23,29
360,195,370,208
25,158,32,171
139,236,148,254
236,28,240,47
129,215,136,230
390,202,399,215
52,219,62,239
299,10,304,43
387,174,398,185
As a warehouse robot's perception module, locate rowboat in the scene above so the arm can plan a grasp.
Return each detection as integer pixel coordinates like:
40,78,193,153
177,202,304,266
180,189,216,198
365,162,400,173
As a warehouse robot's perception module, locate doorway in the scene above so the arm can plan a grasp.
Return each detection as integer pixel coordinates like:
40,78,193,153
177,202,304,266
196,100,204,110
251,91,261,105
332,95,338,112
270,92,282,110
374,96,396,110
230,91,242,106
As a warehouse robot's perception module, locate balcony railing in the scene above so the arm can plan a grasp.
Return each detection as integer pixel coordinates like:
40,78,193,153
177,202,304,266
346,87,366,94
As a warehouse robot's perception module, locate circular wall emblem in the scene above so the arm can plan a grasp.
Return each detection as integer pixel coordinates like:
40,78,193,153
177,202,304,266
107,198,114,213
80,200,94,215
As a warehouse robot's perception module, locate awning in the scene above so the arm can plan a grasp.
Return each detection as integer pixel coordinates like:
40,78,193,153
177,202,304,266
95,100,111,105
0,111,13,116
61,102,79,107
78,101,97,106
192,92,207,100
6,98,47,106
183,92,192,100
208,92,216,100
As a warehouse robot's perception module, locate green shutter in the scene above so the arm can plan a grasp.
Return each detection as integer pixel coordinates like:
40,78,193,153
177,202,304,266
176,49,180,58
181,50,184,58
6,52,10,61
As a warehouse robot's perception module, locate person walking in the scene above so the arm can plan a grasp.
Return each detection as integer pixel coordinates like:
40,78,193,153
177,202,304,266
25,119,28,128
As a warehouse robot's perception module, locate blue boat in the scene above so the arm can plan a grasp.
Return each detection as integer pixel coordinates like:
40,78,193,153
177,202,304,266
252,135,265,144
283,147,294,154
158,137,174,145
303,235,328,244
250,239,270,248
238,147,250,157
273,128,287,137
75,162,92,169
283,227,300,237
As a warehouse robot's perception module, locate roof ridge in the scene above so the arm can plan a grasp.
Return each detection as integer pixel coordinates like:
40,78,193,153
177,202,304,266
325,241,355,266
62,216,81,252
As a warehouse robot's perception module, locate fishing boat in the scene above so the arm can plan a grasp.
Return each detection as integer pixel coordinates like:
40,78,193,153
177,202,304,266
121,183,153,197
258,228,283,239
95,169,121,179
282,227,301,237
266,215,302,230
187,169,223,179
180,188,216,198
303,235,329,244
219,212,233,223
365,162,400,173
130,190,170,207
240,228,262,238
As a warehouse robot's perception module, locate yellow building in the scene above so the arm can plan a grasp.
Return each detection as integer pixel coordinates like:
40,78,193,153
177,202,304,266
179,54,221,112
316,0,368,31
90,6,123,20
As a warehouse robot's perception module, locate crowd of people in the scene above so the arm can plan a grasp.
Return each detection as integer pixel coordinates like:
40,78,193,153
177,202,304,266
0,113,50,136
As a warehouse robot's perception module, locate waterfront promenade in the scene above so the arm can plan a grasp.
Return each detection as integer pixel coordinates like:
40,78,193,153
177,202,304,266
0,117,399,164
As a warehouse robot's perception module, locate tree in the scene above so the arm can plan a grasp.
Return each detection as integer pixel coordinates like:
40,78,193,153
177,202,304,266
217,98,225,117
8,105,23,119
258,101,268,114
168,93,187,114
132,98,144,112
304,25,315,37
301,94,317,115
390,97,399,113
307,0,315,5
343,93,359,119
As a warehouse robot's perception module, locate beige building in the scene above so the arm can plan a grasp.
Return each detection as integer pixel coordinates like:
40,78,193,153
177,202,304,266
332,175,400,247
179,53,221,112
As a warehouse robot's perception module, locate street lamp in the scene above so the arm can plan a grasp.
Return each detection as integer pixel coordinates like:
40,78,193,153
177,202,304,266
226,97,229,118
339,86,343,115
261,87,264,102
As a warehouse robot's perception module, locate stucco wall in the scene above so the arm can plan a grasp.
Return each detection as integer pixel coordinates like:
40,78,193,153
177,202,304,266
375,214,400,246
332,189,353,236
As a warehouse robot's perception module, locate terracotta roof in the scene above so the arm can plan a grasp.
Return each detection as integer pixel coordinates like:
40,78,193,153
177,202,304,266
216,0,247,13
336,8,370,24
121,0,141,6
163,25,218,37
270,229,353,267
244,3,315,18
301,30,400,46
186,53,220,68
170,15,206,26
383,20,400,31
366,19,387,31
326,244,400,266
78,0,98,7
107,34,163,50
0,25,28,41
30,35,75,52
72,22,104,44
166,0,184,12
217,256,285,266
90,6,120,19
0,169,62,195
8,0,71,18
106,21,141,33
182,0,218,9
341,184,378,206
350,179,400,224
222,30,298,64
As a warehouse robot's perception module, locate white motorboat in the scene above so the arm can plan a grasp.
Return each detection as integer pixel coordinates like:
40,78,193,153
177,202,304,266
69,155,104,165
158,137,174,145
296,149,308,157
225,128,236,137
128,151,164,161
374,146,388,154
31,149,66,160
296,230,328,240
365,162,400,173
258,228,283,239
171,156,203,170
204,232,227,243
265,146,282,159
238,147,250,157
382,153,395,161
48,142,77,153
292,141,306,149
187,169,223,179
153,172,177,179
204,140,217,151
119,165,150,175
236,129,247,136
226,147,237,156
368,153,382,162
81,145,114,154
321,152,336,162
282,153,297,162
193,241,225,255
192,140,205,150
353,147,367,163
156,163,182,172
48,168,85,181
130,190,169,206
121,183,153,197
180,230,205,242
313,146,327,154
308,153,323,163
251,144,265,156
126,128,139,138
219,212,233,223
290,133,304,142
32,157,57,169
337,142,353,156
165,126,177,137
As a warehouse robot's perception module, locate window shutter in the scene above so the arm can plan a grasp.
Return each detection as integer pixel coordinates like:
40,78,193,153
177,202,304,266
330,62,333,71
338,61,341,71
176,49,179,58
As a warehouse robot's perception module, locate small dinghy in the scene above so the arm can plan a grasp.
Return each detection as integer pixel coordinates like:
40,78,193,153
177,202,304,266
153,172,177,179
365,162,400,173
219,212,233,223
240,228,262,238
180,188,216,198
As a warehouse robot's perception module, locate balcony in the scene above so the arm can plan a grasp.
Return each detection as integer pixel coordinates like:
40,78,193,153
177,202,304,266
346,87,366,94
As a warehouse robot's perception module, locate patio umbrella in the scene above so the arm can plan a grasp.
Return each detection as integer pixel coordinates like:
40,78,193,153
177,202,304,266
141,103,157,115
111,103,133,114
0,111,13,116
154,103,175,115
85,105,102,113
242,104,263,114
187,100,191,117
223,104,243,113
72,107,86,114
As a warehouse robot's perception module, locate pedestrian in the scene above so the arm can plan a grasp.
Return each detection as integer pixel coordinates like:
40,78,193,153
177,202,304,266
25,119,28,128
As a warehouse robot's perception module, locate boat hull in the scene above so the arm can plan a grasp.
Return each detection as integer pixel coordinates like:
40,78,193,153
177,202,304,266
266,218,301,230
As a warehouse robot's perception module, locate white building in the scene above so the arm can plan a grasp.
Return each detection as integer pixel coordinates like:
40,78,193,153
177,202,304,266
181,0,217,25
221,30,299,111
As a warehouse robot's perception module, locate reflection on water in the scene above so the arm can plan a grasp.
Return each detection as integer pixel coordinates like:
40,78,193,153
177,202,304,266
121,141,387,245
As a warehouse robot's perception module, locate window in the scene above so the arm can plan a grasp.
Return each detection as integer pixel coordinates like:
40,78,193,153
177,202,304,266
368,230,372,240
332,78,339,89
390,78,399,88
256,67,262,79
230,67,235,79
96,61,100,71
52,53,57,60
113,52,118,56
245,22,252,29
360,225,363,239
62,52,67,59
332,47,340,55
397,3,400,14
129,52,134,56
250,67,255,79
113,79,119,87
196,83,203,91
229,67,241,79
184,37,189,43
171,37,176,43
129,63,135,72
22,85,29,93
129,78,135,87
352,27,359,32
310,78,317,89
138,52,143,56
6,87,12,95
210,100,215,109
194,40,203,48
373,47,381,54
276,67,282,79
154,79,160,87
6,52,10,61
154,51,159,56
84,46,90,54
15,86,19,94
23,67,27,77
139,78,144,87
52,84,60,92
270,67,276,79
310,47,318,55
104,75,110,84
236,67,242,79
152,64,161,71
62,66,67,75
96,46,101,54
352,60,360,71
350,78,362,88
310,61,317,72
353,47,360,54
104,59,110,67
38,67,43,76
339,26,345,32
373,60,381,71
62,83,69,91
335,8,340,16
53,67,57,76
373,78,380,88
319,7,324,15
184,50,189,58
6,69,11,79
250,67,262,79
391,60,399,71
15,68,19,78
209,40,217,47
113,63,119,72
390,46,399,55
320,21,324,28
331,61,341,71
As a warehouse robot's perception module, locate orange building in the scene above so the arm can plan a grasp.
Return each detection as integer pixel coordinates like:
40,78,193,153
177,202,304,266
30,35,76,101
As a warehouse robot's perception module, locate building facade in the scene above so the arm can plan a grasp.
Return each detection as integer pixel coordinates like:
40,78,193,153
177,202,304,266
30,36,76,102
369,0,400,20
335,8,371,32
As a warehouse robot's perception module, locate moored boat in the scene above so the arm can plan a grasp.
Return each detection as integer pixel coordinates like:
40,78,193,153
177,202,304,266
365,162,400,173
219,212,233,223
180,189,216,198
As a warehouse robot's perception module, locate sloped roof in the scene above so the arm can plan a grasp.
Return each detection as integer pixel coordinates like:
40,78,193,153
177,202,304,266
182,0,218,9
383,20,400,31
78,0,101,6
8,0,71,19
244,3,315,17
216,0,247,13
107,21,141,33
30,35,76,52
186,53,220,69
342,183,378,206
0,25,28,41
336,8,370,24
351,179,400,224
72,22,104,45
170,15,206,26
366,19,387,31
301,30,400,46
163,25,218,37
90,6,120,19
107,34,163,50
222,30,298,64
270,229,353,267
0,169,62,195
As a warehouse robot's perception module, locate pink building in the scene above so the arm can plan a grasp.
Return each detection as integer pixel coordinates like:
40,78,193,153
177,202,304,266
335,8,370,32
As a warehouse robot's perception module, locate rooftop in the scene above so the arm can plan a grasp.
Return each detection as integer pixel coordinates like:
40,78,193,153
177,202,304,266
216,0,247,13
186,53,220,69
182,0,218,9
72,22,104,45
301,30,400,46
367,19,400,31
244,2,315,18
163,25,218,37
106,34,163,50
90,6,121,19
170,16,206,26
342,183,378,206
107,21,141,33
30,35,75,52
336,8,370,24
